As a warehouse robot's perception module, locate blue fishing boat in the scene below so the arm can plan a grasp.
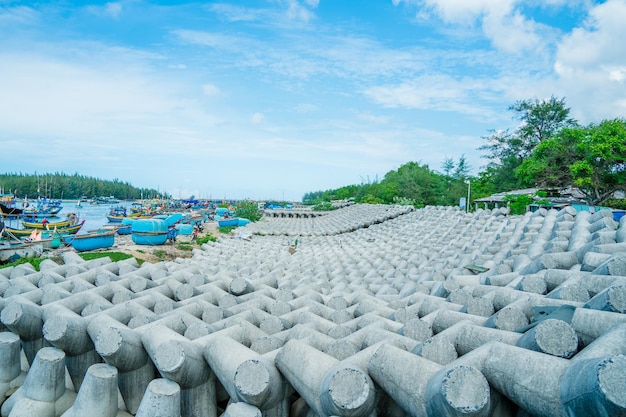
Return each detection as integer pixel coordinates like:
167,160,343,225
217,218,239,227
69,229,116,252
131,219,169,245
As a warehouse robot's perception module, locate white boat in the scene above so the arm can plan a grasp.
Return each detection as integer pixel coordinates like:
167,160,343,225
0,241,44,264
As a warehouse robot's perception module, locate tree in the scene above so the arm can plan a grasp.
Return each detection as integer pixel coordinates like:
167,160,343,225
517,118,626,205
479,96,578,190
234,200,262,222
453,154,471,181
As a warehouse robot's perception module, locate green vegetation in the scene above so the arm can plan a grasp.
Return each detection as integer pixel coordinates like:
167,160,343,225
219,226,237,234
517,118,626,205
312,202,338,211
195,234,217,244
0,172,165,200
303,159,472,208
234,200,262,222
1,251,140,270
176,242,194,251
153,250,166,260
303,97,626,210
80,252,136,263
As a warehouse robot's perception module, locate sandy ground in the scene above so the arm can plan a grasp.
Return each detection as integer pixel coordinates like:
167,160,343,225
48,221,224,264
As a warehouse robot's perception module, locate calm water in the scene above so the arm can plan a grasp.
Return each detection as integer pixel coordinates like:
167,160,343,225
71,201,133,233
4,201,133,235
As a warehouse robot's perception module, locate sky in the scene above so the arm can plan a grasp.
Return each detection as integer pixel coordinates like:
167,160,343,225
1,0,625,201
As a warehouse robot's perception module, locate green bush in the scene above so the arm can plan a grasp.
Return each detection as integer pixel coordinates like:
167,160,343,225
504,194,534,215
312,202,337,211
234,200,262,222
195,235,217,244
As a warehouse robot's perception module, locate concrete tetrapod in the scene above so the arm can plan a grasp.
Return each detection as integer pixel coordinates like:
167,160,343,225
453,340,626,417
43,306,102,391
203,334,289,414
0,296,45,365
60,363,131,417
87,314,156,414
135,378,181,417
0,333,26,406
142,325,217,417
1,347,76,417
368,343,491,417
275,339,376,417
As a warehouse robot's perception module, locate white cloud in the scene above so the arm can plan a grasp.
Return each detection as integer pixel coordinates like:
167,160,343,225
104,2,122,19
251,112,265,124
363,75,498,121
396,0,550,54
0,5,39,24
554,0,626,121
284,0,317,22
202,83,220,96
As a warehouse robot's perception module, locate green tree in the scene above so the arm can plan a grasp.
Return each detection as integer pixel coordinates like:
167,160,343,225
479,96,578,191
234,200,262,222
517,118,626,205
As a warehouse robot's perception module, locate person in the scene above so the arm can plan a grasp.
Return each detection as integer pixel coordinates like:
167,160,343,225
41,218,50,230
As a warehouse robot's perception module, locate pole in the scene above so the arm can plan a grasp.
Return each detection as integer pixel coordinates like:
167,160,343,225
466,180,471,213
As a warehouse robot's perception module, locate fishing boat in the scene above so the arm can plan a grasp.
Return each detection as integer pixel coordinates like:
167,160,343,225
0,202,22,217
0,241,43,264
106,206,128,223
217,217,239,227
131,219,169,245
22,198,63,217
68,229,116,252
22,213,80,229
4,220,85,237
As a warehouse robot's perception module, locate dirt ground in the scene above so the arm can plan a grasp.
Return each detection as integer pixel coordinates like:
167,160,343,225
114,221,223,263
48,221,225,264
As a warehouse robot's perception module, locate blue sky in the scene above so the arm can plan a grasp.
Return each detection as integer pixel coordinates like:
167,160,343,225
1,0,625,201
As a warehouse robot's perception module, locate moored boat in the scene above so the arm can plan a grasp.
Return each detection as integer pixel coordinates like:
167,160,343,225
217,218,239,227
5,220,85,237
69,229,116,252
0,202,22,217
0,241,43,264
22,212,80,230
131,218,169,245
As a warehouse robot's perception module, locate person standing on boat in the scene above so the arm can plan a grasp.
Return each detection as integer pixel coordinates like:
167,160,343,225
41,218,49,230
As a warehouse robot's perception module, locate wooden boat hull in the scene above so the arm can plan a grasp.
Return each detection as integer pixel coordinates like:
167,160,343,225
22,219,71,229
70,230,116,252
0,203,22,217
5,220,85,237
0,242,43,264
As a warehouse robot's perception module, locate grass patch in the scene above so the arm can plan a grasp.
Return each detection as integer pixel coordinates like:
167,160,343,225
153,249,166,260
218,226,237,234
0,251,143,270
195,235,217,245
80,252,135,263
0,257,46,271
177,242,193,251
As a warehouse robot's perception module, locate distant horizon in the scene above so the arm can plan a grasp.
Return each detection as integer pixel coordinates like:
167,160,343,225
2,1,624,201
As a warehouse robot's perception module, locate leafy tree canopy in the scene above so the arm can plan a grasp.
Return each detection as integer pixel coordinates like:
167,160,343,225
517,118,626,205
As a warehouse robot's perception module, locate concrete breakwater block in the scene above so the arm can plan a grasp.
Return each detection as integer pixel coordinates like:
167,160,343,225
0,204,625,416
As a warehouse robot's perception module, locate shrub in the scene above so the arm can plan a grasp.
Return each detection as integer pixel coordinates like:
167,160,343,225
234,200,262,222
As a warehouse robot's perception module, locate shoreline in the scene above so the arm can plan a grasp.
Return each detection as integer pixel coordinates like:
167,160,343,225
44,220,223,264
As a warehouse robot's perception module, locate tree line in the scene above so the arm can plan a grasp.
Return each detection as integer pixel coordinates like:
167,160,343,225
303,96,626,208
0,172,166,200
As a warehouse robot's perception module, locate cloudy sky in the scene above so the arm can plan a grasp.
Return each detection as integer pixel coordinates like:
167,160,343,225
1,0,624,201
